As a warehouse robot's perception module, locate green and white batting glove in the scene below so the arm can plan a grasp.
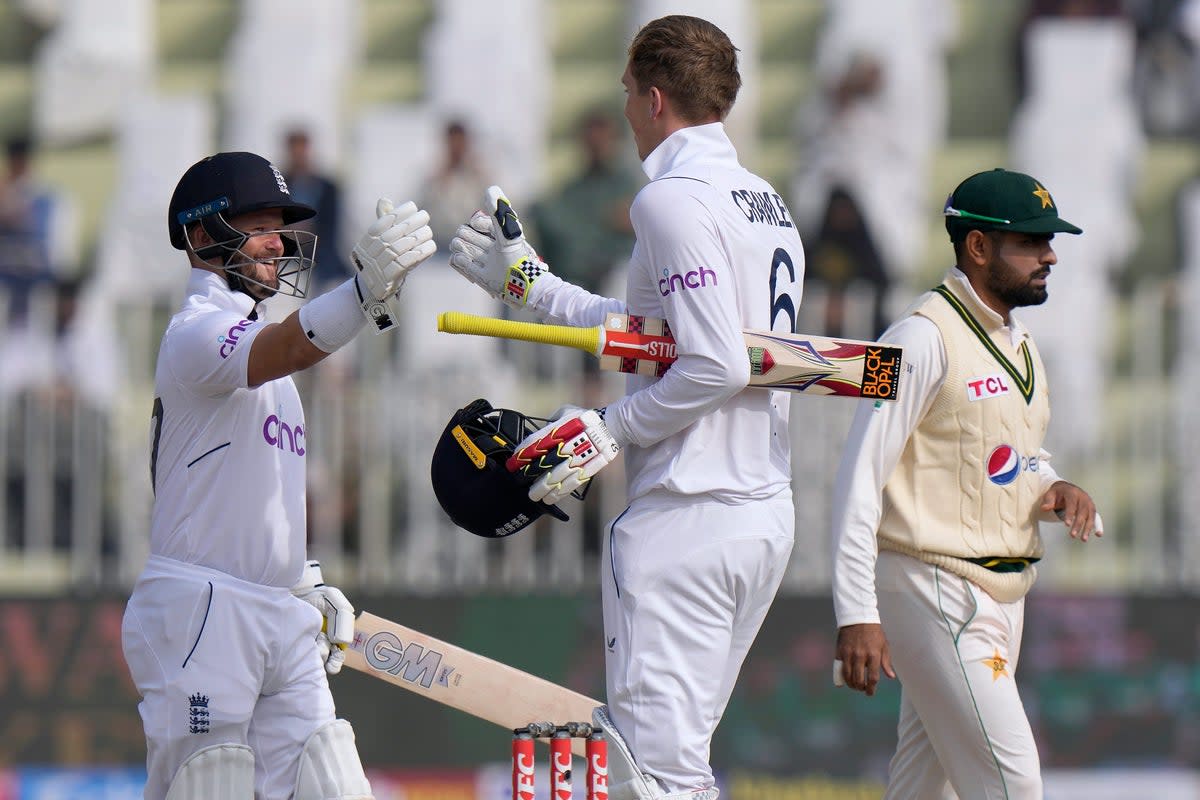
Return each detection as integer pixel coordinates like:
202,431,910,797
448,185,554,309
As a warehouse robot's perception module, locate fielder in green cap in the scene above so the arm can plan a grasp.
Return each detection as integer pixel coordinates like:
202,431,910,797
830,168,1101,797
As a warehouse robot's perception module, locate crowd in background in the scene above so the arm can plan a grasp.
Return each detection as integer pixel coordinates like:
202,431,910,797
1,0,1200,586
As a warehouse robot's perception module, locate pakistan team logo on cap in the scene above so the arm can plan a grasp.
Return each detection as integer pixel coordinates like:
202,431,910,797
1031,183,1052,209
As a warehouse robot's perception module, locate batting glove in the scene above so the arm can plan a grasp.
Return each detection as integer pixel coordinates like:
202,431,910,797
507,407,620,505
448,185,554,308
351,198,437,329
290,560,356,675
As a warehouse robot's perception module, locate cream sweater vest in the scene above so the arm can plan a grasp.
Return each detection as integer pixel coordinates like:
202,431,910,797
878,277,1051,601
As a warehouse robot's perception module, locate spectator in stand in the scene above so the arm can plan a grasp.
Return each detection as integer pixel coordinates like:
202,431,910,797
281,127,346,290
792,0,957,335
418,119,492,248
529,108,641,293
0,137,76,322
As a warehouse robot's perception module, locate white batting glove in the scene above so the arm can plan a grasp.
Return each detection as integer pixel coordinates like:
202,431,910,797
351,198,436,330
448,186,554,308
290,560,355,675
506,407,620,504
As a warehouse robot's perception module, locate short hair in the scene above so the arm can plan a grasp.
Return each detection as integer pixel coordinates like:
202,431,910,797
627,15,741,123
952,229,1005,262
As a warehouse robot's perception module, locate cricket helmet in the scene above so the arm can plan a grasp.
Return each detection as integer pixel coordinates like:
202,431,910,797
430,398,570,538
168,151,318,298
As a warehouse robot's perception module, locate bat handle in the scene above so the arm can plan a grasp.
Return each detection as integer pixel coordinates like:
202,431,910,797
437,311,603,357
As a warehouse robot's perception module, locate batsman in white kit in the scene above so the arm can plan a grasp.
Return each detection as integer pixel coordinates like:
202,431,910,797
832,168,1103,798
120,151,436,800
448,16,801,800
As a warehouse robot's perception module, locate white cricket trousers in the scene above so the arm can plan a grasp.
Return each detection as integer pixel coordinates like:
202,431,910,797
601,490,795,793
877,551,1041,800
121,556,338,800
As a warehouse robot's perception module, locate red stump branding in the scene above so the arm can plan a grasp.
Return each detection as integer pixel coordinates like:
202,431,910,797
512,733,536,800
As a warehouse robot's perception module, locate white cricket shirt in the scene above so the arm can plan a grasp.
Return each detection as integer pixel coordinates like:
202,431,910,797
148,269,308,587
532,123,804,503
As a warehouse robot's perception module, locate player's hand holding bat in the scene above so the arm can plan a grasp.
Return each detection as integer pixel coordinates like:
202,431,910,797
291,560,356,675
508,407,620,504
350,197,436,332
448,185,555,308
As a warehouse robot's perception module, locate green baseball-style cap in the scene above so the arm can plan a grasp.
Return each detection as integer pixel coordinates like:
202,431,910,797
944,168,1082,242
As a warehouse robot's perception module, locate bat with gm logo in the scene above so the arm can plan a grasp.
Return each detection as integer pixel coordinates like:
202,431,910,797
345,611,600,757
437,311,904,401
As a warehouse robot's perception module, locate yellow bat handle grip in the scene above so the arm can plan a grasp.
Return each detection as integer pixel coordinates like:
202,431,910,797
437,312,602,357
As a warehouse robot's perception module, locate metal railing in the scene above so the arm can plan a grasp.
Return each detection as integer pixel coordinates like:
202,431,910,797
0,279,1183,593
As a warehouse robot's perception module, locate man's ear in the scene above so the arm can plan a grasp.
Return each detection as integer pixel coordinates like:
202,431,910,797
963,229,992,267
648,86,663,120
190,221,213,247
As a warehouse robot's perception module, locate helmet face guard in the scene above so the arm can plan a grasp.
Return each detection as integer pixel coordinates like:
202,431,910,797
180,213,317,299
430,398,575,539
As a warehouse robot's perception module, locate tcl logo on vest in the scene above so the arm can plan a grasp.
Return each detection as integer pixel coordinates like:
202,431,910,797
218,319,254,359
987,444,1039,485
263,414,305,455
967,373,1011,401
658,266,717,296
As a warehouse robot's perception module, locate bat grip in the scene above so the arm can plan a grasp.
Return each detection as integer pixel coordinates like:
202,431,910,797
437,312,602,356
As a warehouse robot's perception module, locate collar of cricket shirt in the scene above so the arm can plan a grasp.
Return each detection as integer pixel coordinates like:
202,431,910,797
186,267,258,318
641,122,738,182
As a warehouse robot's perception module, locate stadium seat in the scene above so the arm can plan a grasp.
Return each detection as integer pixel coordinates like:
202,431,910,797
32,0,154,144
222,0,361,168
421,0,551,201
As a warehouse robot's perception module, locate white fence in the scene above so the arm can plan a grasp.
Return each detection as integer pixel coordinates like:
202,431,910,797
0,277,1183,593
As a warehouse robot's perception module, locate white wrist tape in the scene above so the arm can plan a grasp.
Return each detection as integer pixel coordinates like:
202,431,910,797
297,278,367,353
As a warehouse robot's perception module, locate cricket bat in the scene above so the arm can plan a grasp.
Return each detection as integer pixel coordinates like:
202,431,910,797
437,311,903,401
344,611,601,757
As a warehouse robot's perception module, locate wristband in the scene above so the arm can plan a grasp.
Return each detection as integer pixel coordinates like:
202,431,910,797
297,278,367,353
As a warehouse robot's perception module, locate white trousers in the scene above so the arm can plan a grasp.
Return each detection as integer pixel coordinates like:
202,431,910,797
877,551,1041,800
121,556,339,800
601,490,795,793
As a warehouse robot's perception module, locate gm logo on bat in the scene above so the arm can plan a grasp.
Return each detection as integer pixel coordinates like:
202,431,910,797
359,630,460,690
860,347,902,400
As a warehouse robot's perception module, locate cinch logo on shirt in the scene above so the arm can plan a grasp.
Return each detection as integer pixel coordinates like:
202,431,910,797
218,319,254,359
966,373,1011,402
263,414,305,455
986,444,1039,485
658,266,717,296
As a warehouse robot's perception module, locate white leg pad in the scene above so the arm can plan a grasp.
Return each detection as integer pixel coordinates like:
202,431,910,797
592,705,664,800
165,743,255,800
294,719,374,800
664,790,719,800
591,706,720,800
